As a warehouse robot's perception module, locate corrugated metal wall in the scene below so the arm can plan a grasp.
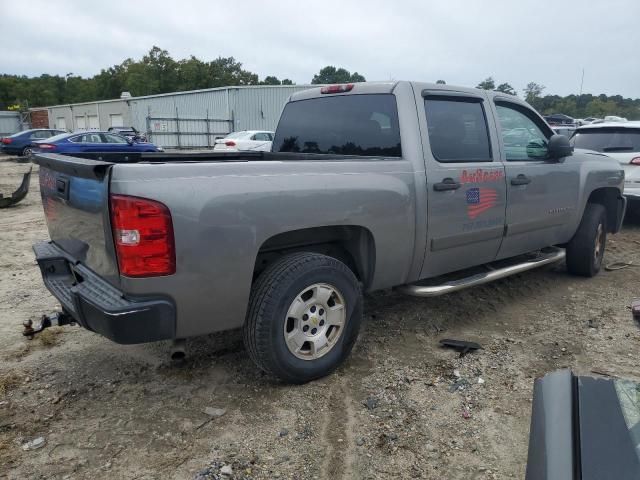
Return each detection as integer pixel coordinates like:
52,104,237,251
36,85,318,148
48,100,129,131
0,111,22,136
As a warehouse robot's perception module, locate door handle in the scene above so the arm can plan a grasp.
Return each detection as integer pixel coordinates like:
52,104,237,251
511,174,531,186
434,178,461,191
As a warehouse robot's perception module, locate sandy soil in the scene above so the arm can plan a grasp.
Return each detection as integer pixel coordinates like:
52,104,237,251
1,154,639,479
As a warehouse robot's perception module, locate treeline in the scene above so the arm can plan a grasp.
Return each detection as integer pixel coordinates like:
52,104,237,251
0,47,366,110
473,77,640,120
1,49,638,120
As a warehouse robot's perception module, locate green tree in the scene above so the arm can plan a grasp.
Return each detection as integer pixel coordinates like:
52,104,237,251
524,82,545,108
436,79,446,84
281,79,294,85
495,83,516,95
261,76,282,85
311,66,366,84
476,77,495,90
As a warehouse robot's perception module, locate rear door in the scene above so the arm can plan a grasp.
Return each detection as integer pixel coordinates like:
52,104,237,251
489,99,580,259
101,133,132,152
420,90,507,277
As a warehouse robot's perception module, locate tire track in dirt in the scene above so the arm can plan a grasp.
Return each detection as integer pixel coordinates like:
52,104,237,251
319,377,357,479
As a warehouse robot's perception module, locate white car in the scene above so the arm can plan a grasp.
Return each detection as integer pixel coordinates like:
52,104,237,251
213,131,274,152
571,121,640,208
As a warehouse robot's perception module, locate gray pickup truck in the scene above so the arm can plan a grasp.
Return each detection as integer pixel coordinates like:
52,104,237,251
31,81,626,383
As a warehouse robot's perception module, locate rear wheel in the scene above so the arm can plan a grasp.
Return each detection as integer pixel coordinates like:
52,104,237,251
566,203,606,277
243,252,362,384
21,147,32,157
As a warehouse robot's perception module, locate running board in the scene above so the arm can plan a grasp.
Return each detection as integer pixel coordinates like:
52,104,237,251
397,247,566,297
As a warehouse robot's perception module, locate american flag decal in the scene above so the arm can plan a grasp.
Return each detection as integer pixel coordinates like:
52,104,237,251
466,188,498,219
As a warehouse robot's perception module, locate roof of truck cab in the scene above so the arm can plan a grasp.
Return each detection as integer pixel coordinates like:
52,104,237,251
287,81,530,106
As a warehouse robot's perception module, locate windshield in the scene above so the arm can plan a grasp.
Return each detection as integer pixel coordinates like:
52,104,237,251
39,133,71,143
571,128,640,153
224,131,248,139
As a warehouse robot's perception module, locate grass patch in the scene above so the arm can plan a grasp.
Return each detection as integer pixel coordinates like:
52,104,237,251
0,371,22,395
38,327,63,347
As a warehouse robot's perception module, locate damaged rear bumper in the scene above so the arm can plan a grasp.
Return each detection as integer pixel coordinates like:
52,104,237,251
33,240,176,344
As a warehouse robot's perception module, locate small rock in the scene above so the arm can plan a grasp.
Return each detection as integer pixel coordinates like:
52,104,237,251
363,397,378,410
477,377,485,385
204,407,226,417
426,442,436,452
453,369,461,379
22,437,46,451
220,464,233,476
356,438,365,446
279,428,289,437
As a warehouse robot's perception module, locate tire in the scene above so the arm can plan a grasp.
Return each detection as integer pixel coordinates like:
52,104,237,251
21,147,32,158
566,203,607,277
243,252,363,384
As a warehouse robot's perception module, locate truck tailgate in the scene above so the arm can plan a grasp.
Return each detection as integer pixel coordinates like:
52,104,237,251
35,153,119,284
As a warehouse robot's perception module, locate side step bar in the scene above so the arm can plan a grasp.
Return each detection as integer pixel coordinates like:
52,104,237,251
398,247,566,297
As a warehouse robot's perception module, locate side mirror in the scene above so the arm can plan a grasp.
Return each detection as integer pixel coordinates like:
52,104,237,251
547,134,573,160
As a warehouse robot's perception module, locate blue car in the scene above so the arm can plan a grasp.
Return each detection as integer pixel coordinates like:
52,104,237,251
30,131,163,155
1,129,66,156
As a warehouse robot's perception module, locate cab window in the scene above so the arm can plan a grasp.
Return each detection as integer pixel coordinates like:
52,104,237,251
424,97,492,162
495,103,550,161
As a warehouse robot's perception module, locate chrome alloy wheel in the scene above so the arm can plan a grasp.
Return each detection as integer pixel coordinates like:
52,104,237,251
283,283,346,360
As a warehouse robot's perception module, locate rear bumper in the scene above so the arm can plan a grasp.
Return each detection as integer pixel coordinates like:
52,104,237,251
33,241,176,344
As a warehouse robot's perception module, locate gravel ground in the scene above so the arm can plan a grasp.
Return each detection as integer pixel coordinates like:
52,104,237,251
1,154,640,479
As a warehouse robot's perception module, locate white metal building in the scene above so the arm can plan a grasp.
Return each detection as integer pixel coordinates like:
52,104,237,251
36,85,318,148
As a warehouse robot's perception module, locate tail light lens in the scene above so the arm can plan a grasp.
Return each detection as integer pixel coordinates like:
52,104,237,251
1,138,11,144
630,157,640,165
225,140,236,147
109,195,175,277
37,143,56,150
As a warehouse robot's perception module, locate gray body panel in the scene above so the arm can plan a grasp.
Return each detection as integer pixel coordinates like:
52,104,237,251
34,81,625,340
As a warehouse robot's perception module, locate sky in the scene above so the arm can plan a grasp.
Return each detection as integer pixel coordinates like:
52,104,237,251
2,0,639,98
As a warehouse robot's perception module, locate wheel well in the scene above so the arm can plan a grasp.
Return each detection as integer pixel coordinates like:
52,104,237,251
254,226,376,288
587,188,620,232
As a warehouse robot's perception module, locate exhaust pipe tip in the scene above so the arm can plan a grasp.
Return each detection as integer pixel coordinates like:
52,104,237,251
170,339,186,362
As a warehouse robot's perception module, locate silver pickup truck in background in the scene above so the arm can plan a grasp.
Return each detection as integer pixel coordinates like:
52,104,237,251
31,81,626,383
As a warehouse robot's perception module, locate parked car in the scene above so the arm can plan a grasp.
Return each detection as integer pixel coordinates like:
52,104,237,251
526,370,640,480
0,129,66,157
31,82,625,383
30,131,163,154
213,130,274,152
570,122,640,210
544,113,575,126
552,125,576,138
604,115,628,123
107,126,147,143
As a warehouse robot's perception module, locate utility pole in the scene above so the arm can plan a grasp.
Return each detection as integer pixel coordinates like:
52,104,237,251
579,68,585,97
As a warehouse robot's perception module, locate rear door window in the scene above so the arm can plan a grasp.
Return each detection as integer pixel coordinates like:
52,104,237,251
571,128,640,153
273,94,401,157
424,98,492,162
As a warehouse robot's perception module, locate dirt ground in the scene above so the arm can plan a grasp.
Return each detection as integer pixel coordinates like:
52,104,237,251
1,154,640,479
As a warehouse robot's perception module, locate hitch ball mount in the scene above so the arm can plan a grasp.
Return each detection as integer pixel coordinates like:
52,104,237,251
23,311,75,339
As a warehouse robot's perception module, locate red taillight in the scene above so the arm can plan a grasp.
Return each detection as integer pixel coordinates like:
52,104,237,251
630,157,640,165
1,137,11,144
37,143,56,150
225,140,236,147
320,83,354,94
109,195,175,277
